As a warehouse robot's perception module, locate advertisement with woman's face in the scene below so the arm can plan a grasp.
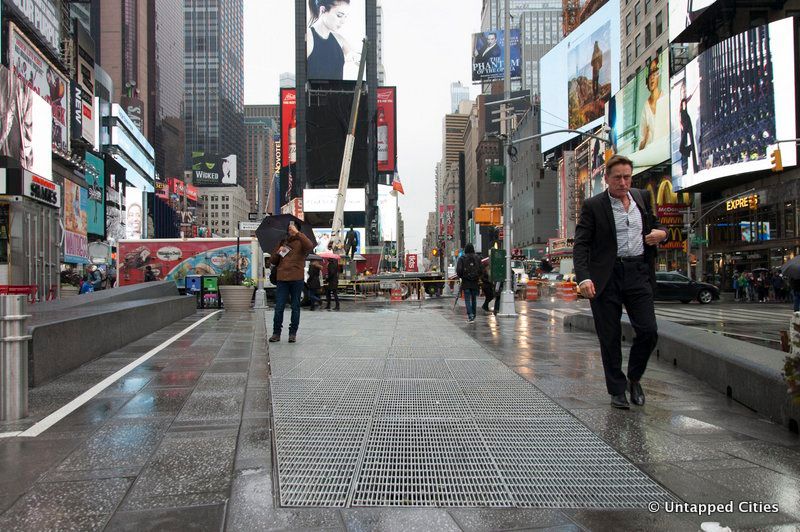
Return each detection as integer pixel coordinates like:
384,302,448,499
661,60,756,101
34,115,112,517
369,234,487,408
607,48,669,175
669,18,796,190
125,187,144,240
306,0,365,80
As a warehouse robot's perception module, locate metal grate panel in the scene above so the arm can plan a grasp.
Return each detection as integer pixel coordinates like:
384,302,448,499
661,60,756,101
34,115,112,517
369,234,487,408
351,419,511,507
269,358,328,378
271,379,380,418
460,381,567,418
313,358,386,380
374,380,469,419
385,359,454,380
474,417,676,508
447,360,524,382
274,417,369,507
388,346,489,358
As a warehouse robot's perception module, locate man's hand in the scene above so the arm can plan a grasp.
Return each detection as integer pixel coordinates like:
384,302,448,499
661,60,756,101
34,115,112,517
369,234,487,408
645,229,667,246
287,223,299,237
578,280,596,299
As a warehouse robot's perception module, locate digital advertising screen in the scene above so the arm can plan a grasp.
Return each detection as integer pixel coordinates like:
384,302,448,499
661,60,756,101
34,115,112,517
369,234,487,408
191,152,237,186
0,65,53,179
305,0,365,81
279,88,297,204
377,184,397,242
63,179,89,264
125,187,144,240
302,187,366,212
376,87,397,174
670,18,797,191
312,227,365,254
608,48,670,175
668,0,718,43
84,152,105,237
471,30,522,83
539,0,620,152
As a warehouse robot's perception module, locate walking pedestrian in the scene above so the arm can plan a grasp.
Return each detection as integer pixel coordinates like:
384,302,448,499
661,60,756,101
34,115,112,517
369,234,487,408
269,221,314,343
306,259,323,310
456,243,481,322
325,258,340,311
481,263,495,313
573,155,667,409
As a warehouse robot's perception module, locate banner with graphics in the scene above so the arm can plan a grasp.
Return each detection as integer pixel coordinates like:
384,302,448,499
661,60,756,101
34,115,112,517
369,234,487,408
376,87,397,173
64,179,89,263
85,152,105,237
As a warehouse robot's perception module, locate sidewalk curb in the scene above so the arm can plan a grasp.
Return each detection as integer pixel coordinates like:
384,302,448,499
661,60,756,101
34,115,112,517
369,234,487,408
564,312,800,433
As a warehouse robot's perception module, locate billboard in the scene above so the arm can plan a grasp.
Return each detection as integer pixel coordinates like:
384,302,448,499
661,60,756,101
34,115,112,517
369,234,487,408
305,0,365,80
302,187,366,212
589,134,607,195
669,0,717,43
84,152,105,237
0,66,52,179
191,152,237,186
64,179,89,263
377,87,397,173
4,0,61,57
471,30,521,83
125,187,144,240
118,240,253,287
71,84,96,146
608,48,670,175
312,227,365,254
8,23,69,154
540,0,620,152
377,184,397,242
670,19,796,190
280,88,297,203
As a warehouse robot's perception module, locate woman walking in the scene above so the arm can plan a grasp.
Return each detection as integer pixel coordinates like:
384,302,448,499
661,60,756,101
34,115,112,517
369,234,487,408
306,260,323,310
325,258,340,311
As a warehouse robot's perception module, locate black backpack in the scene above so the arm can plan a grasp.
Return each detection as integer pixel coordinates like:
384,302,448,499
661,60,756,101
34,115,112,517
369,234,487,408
462,254,481,281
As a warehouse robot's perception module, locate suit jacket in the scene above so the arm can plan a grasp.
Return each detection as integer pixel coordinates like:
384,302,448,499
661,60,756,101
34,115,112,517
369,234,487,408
573,188,664,297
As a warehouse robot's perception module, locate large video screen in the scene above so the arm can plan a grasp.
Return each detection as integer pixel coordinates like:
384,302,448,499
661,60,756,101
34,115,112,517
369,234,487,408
540,0,620,152
608,48,670,175
305,0,365,81
670,18,797,190
668,0,717,43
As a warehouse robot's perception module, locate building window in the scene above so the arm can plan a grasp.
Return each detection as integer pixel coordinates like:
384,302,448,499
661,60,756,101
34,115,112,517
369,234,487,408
645,23,652,48
626,44,633,66
634,2,641,24
645,0,651,14
625,12,632,35
655,11,663,36
635,33,642,57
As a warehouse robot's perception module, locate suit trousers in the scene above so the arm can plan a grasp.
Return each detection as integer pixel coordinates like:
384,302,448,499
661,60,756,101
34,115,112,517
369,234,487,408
589,260,658,395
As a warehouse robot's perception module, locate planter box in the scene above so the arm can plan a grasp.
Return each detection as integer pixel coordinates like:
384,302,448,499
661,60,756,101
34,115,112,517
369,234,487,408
219,285,254,312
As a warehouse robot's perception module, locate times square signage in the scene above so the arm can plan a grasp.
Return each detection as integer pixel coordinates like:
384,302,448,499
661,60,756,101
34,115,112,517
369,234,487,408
24,171,61,208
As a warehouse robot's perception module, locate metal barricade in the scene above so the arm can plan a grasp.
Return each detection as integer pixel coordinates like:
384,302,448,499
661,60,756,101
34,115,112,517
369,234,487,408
0,295,31,421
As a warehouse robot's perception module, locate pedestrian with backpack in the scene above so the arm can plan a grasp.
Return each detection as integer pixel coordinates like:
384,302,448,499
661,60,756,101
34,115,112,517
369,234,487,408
457,243,481,322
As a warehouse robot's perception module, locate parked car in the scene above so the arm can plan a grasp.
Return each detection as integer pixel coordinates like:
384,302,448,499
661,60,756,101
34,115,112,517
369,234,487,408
655,271,720,304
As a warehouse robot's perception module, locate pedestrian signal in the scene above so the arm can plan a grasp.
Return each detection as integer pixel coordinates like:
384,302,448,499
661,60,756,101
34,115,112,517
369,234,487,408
771,148,783,172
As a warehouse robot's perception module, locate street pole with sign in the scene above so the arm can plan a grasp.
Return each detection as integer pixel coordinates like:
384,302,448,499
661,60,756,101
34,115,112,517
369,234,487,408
254,135,267,309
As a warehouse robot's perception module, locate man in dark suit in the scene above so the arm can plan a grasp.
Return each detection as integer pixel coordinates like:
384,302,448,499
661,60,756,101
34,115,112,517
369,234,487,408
573,155,667,409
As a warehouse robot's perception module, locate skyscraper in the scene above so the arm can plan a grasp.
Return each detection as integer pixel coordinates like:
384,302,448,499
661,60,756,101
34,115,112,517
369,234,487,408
184,0,245,185
244,105,279,214
450,82,470,113
377,0,386,85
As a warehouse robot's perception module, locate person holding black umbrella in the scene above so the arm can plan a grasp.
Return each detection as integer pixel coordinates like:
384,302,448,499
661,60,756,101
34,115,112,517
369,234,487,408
269,220,314,343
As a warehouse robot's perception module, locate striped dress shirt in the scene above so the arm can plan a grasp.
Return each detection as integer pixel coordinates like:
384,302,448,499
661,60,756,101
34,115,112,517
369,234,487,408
609,192,644,257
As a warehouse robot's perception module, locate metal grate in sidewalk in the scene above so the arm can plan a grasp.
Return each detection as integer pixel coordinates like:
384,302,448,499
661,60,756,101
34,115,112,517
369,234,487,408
268,310,676,508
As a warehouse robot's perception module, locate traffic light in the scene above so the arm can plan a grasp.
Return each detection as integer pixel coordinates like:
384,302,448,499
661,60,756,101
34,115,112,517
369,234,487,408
432,248,439,257
771,148,783,172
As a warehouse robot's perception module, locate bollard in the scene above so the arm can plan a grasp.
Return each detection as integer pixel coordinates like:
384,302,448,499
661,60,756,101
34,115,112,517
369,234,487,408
0,295,32,421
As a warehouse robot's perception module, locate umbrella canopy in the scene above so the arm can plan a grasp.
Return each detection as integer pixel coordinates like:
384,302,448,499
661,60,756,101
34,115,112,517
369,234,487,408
255,214,317,253
781,256,800,279
318,250,340,260
307,254,323,261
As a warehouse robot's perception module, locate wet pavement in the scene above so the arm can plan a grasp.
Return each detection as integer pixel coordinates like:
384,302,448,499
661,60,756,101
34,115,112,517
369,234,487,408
0,300,797,531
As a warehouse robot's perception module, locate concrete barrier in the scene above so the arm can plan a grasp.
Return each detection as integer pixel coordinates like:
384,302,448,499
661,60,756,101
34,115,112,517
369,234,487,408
27,283,197,387
564,312,800,433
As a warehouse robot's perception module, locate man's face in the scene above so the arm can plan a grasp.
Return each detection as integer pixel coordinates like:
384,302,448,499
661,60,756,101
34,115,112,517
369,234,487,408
605,163,633,199
487,34,497,46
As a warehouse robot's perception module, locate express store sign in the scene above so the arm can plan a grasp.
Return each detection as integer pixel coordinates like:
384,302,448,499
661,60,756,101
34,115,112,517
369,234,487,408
24,171,61,207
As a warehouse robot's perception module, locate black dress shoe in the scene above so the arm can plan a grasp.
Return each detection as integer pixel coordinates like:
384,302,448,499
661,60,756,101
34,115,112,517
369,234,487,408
629,381,645,406
610,394,630,409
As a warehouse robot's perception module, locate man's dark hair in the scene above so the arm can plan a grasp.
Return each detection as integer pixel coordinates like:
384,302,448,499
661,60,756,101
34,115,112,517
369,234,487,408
605,154,633,173
465,243,475,254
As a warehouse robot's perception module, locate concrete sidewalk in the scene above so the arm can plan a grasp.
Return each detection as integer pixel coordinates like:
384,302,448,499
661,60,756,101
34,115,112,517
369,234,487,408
0,304,797,530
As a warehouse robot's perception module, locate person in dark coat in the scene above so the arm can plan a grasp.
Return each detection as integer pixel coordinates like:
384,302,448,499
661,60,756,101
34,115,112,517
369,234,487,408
481,263,495,312
456,243,481,322
306,260,323,310
325,258,340,310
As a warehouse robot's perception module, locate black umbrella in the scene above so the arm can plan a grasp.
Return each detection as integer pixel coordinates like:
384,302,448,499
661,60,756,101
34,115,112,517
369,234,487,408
781,256,800,280
255,214,317,253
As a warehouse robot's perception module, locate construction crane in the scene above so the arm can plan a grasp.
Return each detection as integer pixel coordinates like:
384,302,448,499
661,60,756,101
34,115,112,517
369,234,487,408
329,39,369,255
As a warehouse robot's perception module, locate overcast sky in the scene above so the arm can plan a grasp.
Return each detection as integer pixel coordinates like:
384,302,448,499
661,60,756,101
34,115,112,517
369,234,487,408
243,0,482,254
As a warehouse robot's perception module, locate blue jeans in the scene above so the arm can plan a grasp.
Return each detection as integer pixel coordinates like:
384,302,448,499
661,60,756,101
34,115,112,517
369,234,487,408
274,280,304,336
463,288,479,320
794,290,800,312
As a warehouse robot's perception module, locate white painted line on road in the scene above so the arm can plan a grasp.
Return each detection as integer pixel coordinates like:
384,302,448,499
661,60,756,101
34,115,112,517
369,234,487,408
0,432,22,438
18,310,223,438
